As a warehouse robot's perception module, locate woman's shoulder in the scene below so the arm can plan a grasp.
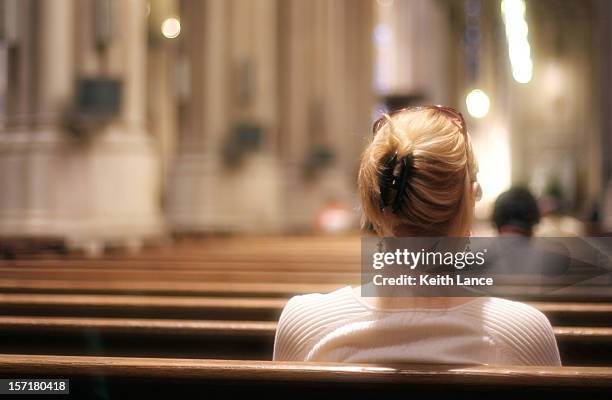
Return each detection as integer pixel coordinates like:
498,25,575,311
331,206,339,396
478,297,550,323
472,297,561,366
280,286,359,315
273,286,366,361
473,297,554,336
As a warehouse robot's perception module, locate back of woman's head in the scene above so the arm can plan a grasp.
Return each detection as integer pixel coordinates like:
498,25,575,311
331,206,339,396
358,106,478,237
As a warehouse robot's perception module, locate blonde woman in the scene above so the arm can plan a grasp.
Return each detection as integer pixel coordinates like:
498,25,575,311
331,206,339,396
273,106,561,366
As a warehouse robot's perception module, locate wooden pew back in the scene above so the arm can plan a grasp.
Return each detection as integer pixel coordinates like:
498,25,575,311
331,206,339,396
0,354,610,399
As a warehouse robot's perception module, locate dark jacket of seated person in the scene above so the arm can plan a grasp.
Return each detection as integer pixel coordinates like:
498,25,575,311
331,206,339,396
273,106,561,366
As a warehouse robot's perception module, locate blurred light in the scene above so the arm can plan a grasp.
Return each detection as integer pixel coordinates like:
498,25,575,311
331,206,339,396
161,17,181,39
465,89,490,118
501,0,532,83
473,123,512,219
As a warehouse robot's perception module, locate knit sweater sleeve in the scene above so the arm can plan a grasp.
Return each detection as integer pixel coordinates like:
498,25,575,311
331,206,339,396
273,295,304,361
478,299,562,366
273,287,367,361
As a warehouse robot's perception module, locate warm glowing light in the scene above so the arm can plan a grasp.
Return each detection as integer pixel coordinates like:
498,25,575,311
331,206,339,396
501,0,532,83
466,89,490,119
161,17,181,39
473,123,512,221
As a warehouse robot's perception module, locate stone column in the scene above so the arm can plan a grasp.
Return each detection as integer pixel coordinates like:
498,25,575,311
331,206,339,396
166,0,231,231
0,0,43,238
120,0,147,130
168,0,283,233
279,0,374,231
281,0,309,163
321,0,374,224
277,0,316,230
23,0,75,230
251,0,278,151
223,0,282,232
15,0,35,126
147,0,179,191
0,0,74,237
36,0,74,128
0,0,164,253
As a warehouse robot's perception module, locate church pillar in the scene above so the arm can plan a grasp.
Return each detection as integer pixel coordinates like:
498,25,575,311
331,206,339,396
0,0,164,253
280,0,374,231
167,0,283,233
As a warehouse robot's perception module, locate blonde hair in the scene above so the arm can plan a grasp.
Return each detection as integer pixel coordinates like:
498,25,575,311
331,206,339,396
358,107,478,237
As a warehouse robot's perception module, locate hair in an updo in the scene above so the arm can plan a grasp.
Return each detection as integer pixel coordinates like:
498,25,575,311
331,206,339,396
358,107,478,237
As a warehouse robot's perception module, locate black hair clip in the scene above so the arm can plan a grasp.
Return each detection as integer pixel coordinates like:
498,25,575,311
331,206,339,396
392,154,413,213
379,152,414,214
379,151,398,211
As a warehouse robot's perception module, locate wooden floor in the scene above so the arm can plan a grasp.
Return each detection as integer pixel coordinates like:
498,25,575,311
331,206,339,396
0,235,610,398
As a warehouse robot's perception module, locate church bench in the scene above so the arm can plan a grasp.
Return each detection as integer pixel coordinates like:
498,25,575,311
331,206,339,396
0,238,362,265
0,278,610,302
0,354,610,399
0,267,361,284
0,293,286,321
0,278,341,297
0,293,610,326
0,259,360,272
1,265,606,289
0,316,609,365
0,317,275,360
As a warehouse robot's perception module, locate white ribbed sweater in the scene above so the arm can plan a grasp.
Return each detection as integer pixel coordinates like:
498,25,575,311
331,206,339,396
273,286,561,366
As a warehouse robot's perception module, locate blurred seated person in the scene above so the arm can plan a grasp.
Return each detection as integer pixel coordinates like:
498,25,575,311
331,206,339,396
273,106,560,366
492,187,540,236
488,187,570,278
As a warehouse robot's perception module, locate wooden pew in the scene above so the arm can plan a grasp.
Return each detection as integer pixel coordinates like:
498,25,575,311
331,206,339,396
0,354,610,399
101,237,363,264
0,294,610,327
2,236,363,264
1,265,606,288
0,267,361,284
0,294,285,321
532,301,612,326
0,259,360,272
0,279,342,297
0,317,274,360
0,316,609,365
0,278,610,302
